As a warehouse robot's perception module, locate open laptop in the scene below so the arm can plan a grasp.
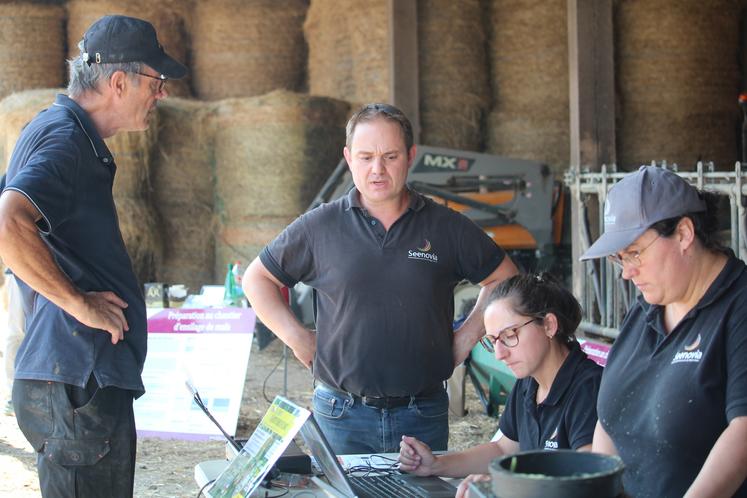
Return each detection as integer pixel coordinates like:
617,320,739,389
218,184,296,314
301,415,457,498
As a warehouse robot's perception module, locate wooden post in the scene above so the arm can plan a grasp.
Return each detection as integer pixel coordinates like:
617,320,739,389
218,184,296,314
388,0,420,142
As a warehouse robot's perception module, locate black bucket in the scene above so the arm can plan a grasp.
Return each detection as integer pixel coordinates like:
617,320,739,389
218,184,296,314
489,450,625,498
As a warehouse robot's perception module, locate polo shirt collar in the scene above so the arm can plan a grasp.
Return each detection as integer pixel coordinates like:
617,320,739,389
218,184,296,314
643,253,744,328
51,94,113,165
344,186,426,212
523,342,586,409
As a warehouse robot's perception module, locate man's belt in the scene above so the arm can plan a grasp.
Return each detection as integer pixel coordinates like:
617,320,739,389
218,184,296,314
318,382,444,410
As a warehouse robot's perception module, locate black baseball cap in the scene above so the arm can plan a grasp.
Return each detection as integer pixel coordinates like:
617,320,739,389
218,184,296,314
82,15,187,80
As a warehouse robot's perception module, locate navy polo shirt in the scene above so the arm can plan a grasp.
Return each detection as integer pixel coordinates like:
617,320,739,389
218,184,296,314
260,188,505,397
597,256,747,498
499,341,602,451
3,94,147,396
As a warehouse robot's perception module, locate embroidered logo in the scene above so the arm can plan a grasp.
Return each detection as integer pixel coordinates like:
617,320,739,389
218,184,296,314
671,333,703,364
408,239,438,263
544,426,559,450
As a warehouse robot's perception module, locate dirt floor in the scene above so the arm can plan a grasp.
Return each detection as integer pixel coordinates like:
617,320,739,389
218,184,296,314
0,337,500,497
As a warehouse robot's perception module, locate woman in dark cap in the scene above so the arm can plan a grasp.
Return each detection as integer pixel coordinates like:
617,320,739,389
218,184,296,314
582,165,747,498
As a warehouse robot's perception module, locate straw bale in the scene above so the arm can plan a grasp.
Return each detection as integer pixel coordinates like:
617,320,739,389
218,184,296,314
487,111,571,171
106,124,156,198
0,89,60,171
66,0,192,97
192,0,307,100
215,216,295,278
0,3,65,100
616,0,740,169
212,90,349,220
305,0,388,103
304,0,354,100
114,196,162,284
486,0,569,173
418,0,490,151
152,98,215,288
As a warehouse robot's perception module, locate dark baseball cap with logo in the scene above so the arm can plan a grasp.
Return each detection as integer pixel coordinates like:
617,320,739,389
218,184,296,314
82,15,187,80
580,165,706,260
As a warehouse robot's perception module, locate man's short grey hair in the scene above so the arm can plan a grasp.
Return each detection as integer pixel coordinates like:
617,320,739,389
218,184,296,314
67,39,141,97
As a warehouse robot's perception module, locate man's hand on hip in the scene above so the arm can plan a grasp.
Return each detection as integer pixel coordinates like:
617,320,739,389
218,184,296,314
71,291,130,344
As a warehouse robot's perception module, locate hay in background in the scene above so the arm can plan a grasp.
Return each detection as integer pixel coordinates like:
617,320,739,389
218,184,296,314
616,0,740,169
418,0,490,151
304,0,354,100
215,216,296,278
106,124,156,198
192,0,307,100
0,3,65,101
305,0,388,103
152,98,215,288
114,196,161,285
212,90,349,275
486,0,569,174
66,0,192,98
0,89,60,171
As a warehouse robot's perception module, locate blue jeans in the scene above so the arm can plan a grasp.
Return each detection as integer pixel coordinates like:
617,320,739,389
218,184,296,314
312,383,449,455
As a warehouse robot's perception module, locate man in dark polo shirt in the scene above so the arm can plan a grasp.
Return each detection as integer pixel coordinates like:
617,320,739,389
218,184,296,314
243,103,518,454
0,16,185,497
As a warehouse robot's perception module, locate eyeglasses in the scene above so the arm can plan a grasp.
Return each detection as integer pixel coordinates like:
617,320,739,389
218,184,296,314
479,318,537,352
133,71,167,94
607,235,661,269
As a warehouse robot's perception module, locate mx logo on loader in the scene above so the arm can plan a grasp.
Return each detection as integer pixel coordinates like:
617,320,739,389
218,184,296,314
414,153,475,173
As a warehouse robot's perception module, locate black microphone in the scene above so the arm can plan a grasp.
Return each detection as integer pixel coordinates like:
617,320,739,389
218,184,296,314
185,378,242,453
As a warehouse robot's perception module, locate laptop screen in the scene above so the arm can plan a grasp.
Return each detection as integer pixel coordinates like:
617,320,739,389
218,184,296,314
300,416,358,497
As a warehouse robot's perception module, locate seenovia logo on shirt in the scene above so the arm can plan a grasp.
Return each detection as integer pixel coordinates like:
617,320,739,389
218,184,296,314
408,239,439,263
543,426,559,450
671,333,703,364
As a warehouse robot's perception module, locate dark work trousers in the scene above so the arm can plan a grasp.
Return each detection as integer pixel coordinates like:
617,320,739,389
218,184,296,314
12,376,136,498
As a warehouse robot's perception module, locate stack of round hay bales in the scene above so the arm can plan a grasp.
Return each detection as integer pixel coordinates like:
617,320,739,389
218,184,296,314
192,0,307,100
66,0,192,98
152,98,215,290
105,122,162,285
616,0,740,170
418,0,490,151
486,0,569,174
211,90,349,277
0,3,65,101
0,88,160,284
305,0,389,104
304,0,354,100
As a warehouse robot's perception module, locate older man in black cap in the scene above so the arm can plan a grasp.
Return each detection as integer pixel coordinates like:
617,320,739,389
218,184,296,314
0,15,185,497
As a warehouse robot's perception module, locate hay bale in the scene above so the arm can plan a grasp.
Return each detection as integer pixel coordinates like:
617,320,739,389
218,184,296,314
192,0,307,100
152,98,215,288
0,89,60,171
485,0,569,173
212,90,349,275
418,0,490,151
305,0,388,103
0,3,65,101
215,216,296,277
66,0,192,98
114,196,161,284
304,0,354,100
616,0,740,169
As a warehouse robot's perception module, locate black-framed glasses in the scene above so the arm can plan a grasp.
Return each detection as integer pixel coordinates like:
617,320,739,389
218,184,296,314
607,235,661,269
133,71,167,93
479,318,537,352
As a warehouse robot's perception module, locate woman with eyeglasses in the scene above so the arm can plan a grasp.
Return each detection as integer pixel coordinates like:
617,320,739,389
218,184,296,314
398,272,602,498
580,166,747,498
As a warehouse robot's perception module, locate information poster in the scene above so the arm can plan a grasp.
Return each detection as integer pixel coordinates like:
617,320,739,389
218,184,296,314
208,396,310,498
134,307,255,439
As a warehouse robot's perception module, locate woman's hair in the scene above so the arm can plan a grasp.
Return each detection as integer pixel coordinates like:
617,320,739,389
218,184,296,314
649,190,729,255
487,273,582,345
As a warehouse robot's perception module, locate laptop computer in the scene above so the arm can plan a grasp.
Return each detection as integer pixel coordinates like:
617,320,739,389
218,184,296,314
301,415,458,498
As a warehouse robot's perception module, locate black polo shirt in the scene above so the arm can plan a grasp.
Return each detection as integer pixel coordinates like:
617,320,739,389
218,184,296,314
499,342,602,450
260,188,505,397
597,256,747,498
3,94,147,396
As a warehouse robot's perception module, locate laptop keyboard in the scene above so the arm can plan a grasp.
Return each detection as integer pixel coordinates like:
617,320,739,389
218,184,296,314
350,475,430,498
